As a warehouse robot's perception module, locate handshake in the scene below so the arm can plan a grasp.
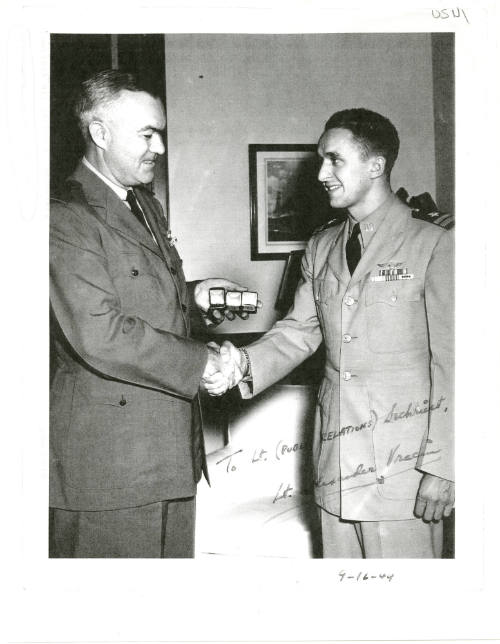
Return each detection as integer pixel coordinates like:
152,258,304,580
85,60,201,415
201,341,249,396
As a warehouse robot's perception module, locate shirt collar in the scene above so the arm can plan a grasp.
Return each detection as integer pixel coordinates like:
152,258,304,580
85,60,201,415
82,157,129,202
348,192,396,248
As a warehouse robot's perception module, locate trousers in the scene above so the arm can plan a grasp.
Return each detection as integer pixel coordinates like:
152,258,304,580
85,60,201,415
320,508,443,558
49,497,196,558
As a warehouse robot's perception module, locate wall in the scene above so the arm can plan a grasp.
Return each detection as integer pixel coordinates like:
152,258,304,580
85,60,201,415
431,33,455,215
164,33,436,332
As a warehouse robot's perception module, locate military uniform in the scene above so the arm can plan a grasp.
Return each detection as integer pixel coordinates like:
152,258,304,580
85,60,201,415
241,193,454,556
50,161,208,557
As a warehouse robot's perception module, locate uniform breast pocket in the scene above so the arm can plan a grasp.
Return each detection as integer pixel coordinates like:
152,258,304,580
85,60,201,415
364,280,428,353
111,253,166,325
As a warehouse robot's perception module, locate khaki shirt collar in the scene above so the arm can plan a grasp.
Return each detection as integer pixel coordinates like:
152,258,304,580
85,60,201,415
348,192,396,250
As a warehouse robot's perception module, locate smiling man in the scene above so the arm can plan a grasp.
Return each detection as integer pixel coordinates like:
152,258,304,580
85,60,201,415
49,70,244,558
208,108,455,558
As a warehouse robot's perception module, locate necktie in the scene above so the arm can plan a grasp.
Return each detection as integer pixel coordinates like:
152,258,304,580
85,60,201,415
346,222,361,275
126,189,151,235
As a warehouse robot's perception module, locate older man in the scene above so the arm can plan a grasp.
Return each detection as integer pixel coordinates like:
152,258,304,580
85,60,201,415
50,70,240,558
208,108,454,558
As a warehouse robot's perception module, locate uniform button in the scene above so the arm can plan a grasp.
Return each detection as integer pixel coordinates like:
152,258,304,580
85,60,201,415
170,266,177,275
345,296,354,306
181,304,187,313
119,397,127,406
377,476,385,484
343,371,352,381
131,268,139,277
390,294,397,303
343,334,352,343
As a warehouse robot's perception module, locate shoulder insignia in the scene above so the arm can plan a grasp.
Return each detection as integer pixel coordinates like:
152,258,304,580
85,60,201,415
312,215,347,236
411,209,455,230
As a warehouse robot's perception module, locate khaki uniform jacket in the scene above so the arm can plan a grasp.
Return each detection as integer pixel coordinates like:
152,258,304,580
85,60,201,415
243,194,454,521
50,162,208,511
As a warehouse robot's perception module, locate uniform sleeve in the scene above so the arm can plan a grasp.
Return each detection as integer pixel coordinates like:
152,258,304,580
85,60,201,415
186,280,212,339
50,200,208,400
240,238,323,398
417,229,455,481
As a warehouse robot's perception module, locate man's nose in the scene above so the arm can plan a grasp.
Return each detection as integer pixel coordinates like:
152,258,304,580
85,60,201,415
150,132,165,155
318,159,330,182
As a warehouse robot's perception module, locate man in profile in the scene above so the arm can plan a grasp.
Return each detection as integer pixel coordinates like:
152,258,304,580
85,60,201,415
207,108,454,558
50,70,241,558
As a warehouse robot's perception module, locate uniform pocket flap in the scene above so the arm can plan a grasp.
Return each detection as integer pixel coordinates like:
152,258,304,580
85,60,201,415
365,280,422,306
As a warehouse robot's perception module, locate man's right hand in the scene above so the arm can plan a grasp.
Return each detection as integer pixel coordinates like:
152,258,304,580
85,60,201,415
414,473,455,522
201,341,247,396
201,344,229,395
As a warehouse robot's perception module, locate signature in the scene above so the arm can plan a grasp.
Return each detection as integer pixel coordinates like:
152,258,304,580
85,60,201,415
315,462,376,491
314,440,442,496
386,439,441,467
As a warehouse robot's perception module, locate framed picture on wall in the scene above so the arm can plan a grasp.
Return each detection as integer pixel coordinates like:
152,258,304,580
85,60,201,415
249,144,331,260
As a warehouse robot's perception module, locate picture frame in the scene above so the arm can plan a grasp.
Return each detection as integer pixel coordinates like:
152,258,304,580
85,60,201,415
249,144,330,260
275,249,304,313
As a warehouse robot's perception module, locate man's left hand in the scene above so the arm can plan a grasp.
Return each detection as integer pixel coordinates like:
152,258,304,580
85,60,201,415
194,278,260,323
414,473,455,522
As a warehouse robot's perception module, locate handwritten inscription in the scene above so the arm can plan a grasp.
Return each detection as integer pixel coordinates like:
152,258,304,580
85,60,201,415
338,570,394,582
273,482,294,503
315,462,376,491
216,439,313,473
432,7,469,23
314,441,442,495
216,395,446,509
252,447,268,463
216,449,243,472
321,409,378,443
275,439,310,461
384,396,446,423
217,397,446,476
386,439,441,467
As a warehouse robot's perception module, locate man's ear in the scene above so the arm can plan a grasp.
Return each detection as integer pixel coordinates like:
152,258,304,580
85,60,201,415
369,155,386,179
88,120,109,150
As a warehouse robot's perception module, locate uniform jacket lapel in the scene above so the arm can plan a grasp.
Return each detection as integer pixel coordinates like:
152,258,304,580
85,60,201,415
69,162,165,261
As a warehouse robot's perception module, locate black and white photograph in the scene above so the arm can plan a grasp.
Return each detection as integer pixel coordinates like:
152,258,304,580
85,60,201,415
48,31,455,561
4,2,500,643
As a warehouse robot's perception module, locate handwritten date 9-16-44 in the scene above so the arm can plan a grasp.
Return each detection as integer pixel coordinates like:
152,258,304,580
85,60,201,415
339,570,395,582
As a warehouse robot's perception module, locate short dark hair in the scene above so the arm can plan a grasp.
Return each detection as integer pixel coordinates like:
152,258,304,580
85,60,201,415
324,108,400,176
73,69,159,142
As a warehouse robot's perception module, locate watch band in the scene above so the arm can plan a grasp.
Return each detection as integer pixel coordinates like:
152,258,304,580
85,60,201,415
239,347,252,382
